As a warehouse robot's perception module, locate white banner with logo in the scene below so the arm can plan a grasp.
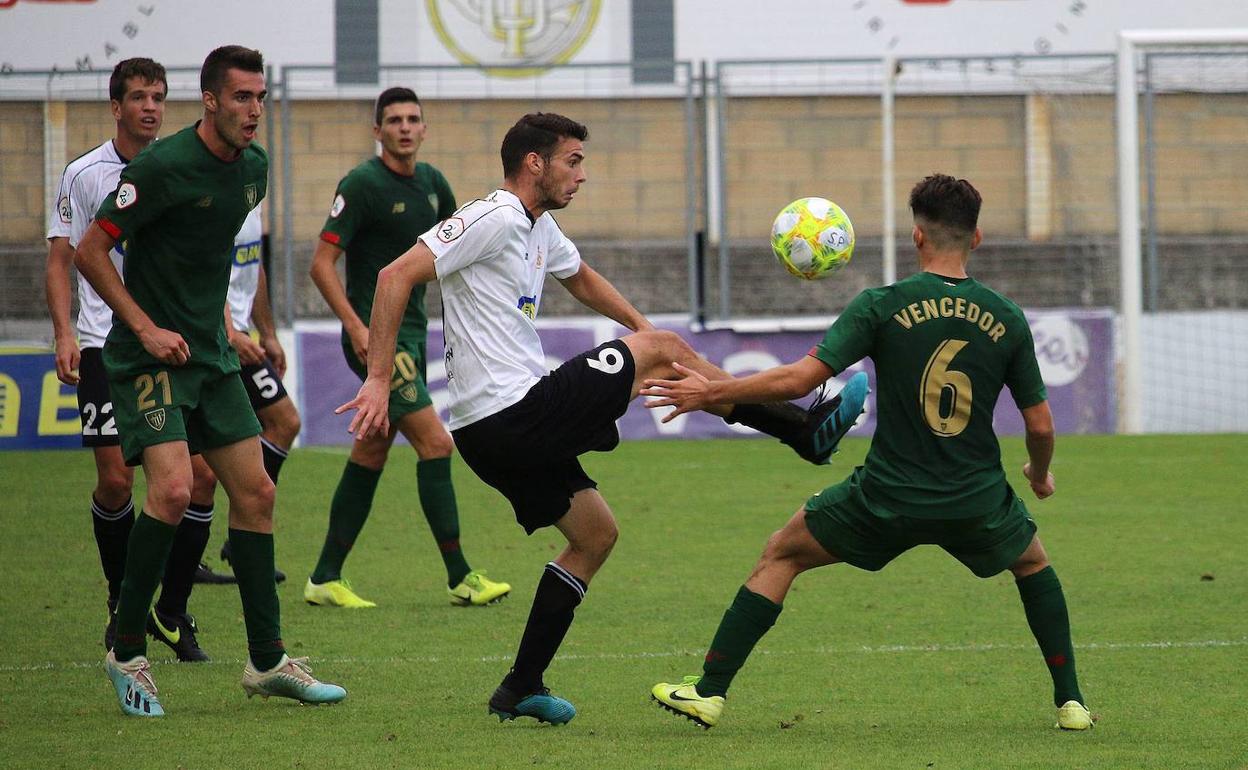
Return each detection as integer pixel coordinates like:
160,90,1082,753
4,0,1248,75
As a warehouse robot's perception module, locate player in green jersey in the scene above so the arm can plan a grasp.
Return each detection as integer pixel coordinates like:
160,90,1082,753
75,45,345,717
646,174,1091,732
307,87,510,609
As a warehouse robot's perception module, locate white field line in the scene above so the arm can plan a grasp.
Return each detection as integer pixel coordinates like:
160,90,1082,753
2,637,1244,674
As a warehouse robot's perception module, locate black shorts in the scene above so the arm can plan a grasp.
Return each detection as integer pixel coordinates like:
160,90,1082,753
77,347,120,448
453,340,636,534
239,358,288,411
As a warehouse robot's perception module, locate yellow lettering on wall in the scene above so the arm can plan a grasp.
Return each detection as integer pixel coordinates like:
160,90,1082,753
39,372,80,436
0,374,18,437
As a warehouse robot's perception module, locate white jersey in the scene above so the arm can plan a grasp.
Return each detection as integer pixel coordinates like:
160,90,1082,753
226,206,264,331
421,189,582,430
47,140,128,349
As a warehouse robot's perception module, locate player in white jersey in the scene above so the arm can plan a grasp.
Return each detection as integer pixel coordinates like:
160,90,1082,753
196,205,297,583
339,113,862,724
44,58,221,661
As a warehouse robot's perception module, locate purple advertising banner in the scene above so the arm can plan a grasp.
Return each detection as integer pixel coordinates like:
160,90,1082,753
296,309,1115,447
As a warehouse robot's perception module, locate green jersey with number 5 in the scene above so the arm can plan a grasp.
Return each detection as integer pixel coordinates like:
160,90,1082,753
812,271,1046,520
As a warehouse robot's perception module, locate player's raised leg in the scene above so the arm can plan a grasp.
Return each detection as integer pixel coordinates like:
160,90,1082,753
205,436,345,704
398,406,510,606
1009,535,1090,729
106,439,194,717
652,507,839,728
488,488,617,725
623,329,867,465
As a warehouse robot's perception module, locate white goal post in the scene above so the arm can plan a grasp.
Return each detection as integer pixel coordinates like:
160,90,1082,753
1116,28,1248,433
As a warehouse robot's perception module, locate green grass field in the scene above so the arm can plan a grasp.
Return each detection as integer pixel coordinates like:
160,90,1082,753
3,435,1246,769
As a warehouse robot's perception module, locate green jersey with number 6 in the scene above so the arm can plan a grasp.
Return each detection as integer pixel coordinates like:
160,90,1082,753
94,122,268,375
812,272,1046,520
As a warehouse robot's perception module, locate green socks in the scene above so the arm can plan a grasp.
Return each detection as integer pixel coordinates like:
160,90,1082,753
112,513,177,662
311,461,382,584
417,457,471,587
1016,566,1085,707
698,586,783,698
230,528,285,671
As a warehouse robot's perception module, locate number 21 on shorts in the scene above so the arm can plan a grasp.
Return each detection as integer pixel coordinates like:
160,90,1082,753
135,371,172,431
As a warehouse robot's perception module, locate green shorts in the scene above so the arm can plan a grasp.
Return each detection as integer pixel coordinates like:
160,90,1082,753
803,467,1037,578
342,336,433,421
107,363,261,466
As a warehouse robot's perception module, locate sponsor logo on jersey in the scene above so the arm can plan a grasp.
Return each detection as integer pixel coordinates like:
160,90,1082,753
233,240,263,267
535,248,544,269
330,194,346,218
244,183,258,209
437,216,465,242
427,0,602,77
115,182,137,209
57,195,71,223
144,408,166,431
196,196,213,207
517,295,538,320
392,202,406,214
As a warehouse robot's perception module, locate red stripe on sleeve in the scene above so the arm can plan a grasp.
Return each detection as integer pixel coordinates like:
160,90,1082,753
320,231,341,245
97,217,122,240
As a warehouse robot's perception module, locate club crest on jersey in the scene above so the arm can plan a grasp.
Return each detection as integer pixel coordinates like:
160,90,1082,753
437,217,465,243
244,184,258,209
115,182,137,209
330,194,346,218
517,295,538,320
144,408,166,431
392,202,406,214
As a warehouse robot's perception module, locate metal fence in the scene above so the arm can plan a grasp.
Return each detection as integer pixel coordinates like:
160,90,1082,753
2,53,1246,335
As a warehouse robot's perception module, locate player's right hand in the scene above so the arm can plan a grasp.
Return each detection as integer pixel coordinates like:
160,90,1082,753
1022,462,1056,500
140,326,191,366
336,376,389,439
54,337,81,385
347,324,369,365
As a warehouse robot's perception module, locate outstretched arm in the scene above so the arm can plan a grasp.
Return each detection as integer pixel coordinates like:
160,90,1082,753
336,240,437,438
1020,400,1056,499
75,222,189,366
559,263,654,332
640,356,834,422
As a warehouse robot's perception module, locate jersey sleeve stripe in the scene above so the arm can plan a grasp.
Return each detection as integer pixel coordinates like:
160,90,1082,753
96,217,122,240
319,230,342,245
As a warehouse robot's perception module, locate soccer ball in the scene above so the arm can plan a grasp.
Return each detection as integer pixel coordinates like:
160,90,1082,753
770,197,855,280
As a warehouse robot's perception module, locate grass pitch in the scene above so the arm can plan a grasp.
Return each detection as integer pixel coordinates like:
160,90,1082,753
2,434,1246,769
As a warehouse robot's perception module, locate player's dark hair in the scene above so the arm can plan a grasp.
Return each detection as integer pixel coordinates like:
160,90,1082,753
500,113,588,178
909,173,982,249
109,58,167,103
374,87,421,126
200,45,264,96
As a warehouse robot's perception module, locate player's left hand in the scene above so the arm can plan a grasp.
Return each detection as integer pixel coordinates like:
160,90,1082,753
336,377,390,439
261,334,287,378
229,330,265,366
639,362,711,422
